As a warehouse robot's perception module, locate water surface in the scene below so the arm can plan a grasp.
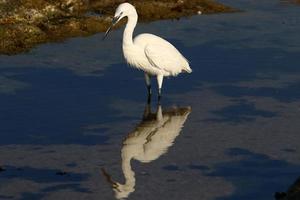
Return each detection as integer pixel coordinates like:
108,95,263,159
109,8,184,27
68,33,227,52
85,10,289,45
0,0,300,199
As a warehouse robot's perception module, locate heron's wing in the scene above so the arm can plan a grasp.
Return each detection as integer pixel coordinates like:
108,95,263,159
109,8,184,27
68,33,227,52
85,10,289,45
144,44,188,76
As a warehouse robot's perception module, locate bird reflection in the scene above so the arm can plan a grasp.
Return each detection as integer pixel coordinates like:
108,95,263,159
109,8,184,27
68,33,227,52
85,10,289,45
102,103,191,199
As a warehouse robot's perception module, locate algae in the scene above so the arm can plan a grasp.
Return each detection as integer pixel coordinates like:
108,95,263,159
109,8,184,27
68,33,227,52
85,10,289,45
0,0,236,55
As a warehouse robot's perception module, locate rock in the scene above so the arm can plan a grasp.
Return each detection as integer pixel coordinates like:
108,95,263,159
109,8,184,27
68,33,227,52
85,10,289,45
58,0,89,14
275,192,287,200
275,177,300,200
0,0,237,55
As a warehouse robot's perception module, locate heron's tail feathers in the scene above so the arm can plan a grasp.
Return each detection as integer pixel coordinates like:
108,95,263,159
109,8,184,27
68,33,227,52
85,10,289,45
181,56,192,73
183,65,192,73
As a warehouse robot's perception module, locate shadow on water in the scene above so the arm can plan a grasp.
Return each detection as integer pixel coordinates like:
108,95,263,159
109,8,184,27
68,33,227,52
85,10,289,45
0,64,147,145
202,148,300,200
101,102,191,199
212,81,300,103
17,183,91,200
19,184,89,200
0,166,89,183
19,183,91,200
204,99,277,123
0,166,90,200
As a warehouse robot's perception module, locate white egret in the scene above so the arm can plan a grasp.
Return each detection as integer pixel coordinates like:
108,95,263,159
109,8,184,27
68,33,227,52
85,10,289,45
102,103,191,199
104,3,192,100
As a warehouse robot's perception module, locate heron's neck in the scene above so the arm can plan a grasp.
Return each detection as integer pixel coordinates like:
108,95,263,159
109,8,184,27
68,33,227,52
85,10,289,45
121,152,135,186
123,13,138,47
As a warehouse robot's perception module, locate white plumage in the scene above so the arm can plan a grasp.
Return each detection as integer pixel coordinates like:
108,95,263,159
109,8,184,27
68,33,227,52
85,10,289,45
102,104,191,199
104,3,192,99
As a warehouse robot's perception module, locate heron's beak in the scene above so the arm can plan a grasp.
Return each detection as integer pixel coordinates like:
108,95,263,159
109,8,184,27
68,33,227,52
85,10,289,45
101,168,121,192
103,15,121,40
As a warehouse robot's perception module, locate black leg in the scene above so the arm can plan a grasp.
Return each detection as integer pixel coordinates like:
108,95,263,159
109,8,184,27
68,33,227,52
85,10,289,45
147,85,152,95
158,88,162,103
147,85,152,104
143,100,151,119
147,93,151,104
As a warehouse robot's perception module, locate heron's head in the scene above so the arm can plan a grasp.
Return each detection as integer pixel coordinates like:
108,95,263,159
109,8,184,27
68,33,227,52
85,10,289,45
101,167,135,199
103,3,137,40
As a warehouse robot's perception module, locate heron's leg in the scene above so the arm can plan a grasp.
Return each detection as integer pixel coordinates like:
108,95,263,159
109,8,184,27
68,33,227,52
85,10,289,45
156,104,163,121
157,75,164,102
143,101,151,119
144,73,152,103
144,73,151,93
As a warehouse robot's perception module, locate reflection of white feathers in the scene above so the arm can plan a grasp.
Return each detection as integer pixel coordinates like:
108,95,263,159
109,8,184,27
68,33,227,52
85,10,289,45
123,105,191,163
102,104,191,199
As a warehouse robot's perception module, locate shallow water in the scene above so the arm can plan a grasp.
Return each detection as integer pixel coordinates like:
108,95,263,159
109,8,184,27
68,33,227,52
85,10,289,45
0,0,300,199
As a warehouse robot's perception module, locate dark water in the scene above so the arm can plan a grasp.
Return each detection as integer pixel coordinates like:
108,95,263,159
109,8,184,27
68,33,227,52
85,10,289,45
0,0,300,199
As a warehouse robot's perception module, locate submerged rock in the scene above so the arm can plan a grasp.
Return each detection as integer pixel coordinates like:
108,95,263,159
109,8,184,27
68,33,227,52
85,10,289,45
275,177,300,200
0,166,5,172
0,0,236,55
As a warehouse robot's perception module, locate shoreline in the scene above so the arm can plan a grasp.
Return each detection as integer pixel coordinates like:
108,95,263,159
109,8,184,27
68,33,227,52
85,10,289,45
0,0,236,55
